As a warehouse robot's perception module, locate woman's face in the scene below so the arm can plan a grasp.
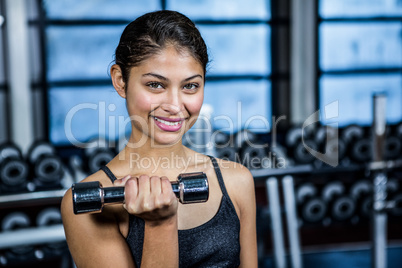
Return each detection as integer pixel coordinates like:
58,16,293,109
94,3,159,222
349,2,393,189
123,45,204,147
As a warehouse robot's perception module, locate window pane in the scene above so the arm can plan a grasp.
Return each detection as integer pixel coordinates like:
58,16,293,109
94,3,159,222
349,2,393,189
43,0,161,20
319,0,402,18
46,25,125,81
319,22,402,71
203,80,271,132
199,25,270,76
48,86,128,145
319,74,402,126
167,0,270,20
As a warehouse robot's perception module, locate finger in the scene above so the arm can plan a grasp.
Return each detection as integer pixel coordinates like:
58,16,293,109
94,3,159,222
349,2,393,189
123,177,139,212
138,175,153,211
150,176,162,195
161,177,176,205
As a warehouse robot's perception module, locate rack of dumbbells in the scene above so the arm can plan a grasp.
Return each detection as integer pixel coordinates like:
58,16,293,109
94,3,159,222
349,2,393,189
0,138,117,267
212,115,402,266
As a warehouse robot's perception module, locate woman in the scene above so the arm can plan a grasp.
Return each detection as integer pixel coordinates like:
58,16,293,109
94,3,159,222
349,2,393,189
61,10,257,267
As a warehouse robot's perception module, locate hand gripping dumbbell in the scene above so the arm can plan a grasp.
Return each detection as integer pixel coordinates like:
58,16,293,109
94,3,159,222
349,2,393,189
72,172,209,214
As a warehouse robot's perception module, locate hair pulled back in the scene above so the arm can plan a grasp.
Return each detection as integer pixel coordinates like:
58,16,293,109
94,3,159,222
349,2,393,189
114,10,209,83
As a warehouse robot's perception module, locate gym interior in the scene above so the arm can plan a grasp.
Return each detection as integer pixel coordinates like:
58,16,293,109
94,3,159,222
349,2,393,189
0,0,401,267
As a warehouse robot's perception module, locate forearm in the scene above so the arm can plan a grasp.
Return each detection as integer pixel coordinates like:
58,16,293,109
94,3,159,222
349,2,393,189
141,217,179,268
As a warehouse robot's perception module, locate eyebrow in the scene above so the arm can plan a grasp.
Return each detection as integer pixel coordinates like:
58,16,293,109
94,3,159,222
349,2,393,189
142,73,203,82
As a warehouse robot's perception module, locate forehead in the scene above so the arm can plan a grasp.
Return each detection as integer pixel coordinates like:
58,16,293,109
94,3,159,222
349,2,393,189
133,46,204,76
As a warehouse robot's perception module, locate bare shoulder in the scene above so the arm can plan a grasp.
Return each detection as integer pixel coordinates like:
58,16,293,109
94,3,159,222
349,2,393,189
213,158,255,214
215,158,254,187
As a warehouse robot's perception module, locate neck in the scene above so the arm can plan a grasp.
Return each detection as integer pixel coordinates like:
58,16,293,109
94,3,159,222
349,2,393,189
116,134,194,176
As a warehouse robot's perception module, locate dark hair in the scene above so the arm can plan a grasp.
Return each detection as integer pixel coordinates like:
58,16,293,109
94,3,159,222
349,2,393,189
114,10,209,83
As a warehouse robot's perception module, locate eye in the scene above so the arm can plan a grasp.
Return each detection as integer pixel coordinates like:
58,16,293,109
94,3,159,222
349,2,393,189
146,82,164,90
183,83,199,91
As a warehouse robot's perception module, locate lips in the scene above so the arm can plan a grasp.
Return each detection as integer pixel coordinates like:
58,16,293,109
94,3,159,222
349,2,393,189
152,116,186,132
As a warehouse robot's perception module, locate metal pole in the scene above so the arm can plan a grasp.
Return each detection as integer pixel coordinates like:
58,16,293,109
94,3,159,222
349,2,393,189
266,177,286,268
282,176,302,268
0,224,65,249
372,94,387,268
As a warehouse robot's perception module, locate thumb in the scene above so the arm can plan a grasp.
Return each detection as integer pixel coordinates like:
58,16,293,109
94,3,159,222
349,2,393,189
114,175,131,186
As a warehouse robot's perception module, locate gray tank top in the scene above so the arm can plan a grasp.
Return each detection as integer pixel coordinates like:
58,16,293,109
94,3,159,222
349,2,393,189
100,156,241,267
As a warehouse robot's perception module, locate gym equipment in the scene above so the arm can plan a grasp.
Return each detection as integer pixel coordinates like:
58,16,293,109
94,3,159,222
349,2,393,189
36,207,68,257
322,181,356,222
1,211,35,262
285,127,317,164
234,129,257,149
315,125,346,163
27,141,64,187
0,143,29,193
84,137,115,174
215,146,237,162
383,125,402,160
240,144,268,169
296,183,327,223
212,130,233,147
72,172,209,214
350,180,373,219
341,125,372,163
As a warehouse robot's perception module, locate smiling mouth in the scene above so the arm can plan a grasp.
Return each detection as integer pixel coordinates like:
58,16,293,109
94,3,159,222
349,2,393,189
154,117,182,126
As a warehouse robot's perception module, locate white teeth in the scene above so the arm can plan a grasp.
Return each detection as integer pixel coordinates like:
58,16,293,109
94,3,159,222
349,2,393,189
154,117,181,126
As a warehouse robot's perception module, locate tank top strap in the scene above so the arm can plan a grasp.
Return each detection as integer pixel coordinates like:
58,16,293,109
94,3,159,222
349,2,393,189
208,156,230,198
99,165,117,183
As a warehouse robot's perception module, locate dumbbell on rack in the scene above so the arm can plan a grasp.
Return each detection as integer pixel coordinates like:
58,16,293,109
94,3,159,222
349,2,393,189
0,211,35,265
0,143,29,193
27,141,64,190
72,172,209,214
36,207,68,257
342,125,372,163
350,180,372,220
296,182,327,224
285,126,318,165
84,137,115,174
322,181,356,222
315,125,346,164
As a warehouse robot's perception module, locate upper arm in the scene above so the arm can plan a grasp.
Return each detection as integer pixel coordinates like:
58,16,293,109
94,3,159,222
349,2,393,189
236,168,258,268
220,161,258,268
61,188,135,268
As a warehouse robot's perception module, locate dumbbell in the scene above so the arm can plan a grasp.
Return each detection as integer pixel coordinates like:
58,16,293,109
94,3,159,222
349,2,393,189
350,180,372,219
84,137,115,174
315,125,346,163
296,182,327,224
215,146,237,162
1,211,35,262
384,124,402,160
286,126,317,164
0,143,29,193
322,181,356,222
36,208,68,256
341,125,371,163
240,144,268,169
27,141,64,187
72,172,209,214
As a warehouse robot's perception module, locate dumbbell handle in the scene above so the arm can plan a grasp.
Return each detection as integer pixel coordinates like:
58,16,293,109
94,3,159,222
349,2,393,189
72,172,209,214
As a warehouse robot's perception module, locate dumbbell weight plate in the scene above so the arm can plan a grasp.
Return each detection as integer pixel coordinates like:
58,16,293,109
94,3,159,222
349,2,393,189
216,146,237,162
301,198,327,223
35,155,63,182
27,142,56,165
87,149,115,174
0,159,29,186
296,183,317,204
2,212,34,255
350,138,372,163
322,181,344,202
293,140,317,164
331,196,356,221
0,143,22,163
384,136,402,160
341,125,364,145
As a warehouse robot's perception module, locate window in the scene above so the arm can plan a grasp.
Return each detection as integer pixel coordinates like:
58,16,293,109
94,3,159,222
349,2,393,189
318,0,402,126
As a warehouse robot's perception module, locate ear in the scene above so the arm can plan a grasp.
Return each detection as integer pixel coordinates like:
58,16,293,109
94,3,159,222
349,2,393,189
111,64,126,98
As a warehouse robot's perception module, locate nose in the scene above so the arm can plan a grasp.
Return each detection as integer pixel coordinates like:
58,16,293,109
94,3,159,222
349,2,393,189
160,89,184,115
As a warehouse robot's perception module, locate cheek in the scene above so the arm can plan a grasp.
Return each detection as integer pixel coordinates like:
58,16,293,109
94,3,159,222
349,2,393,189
126,91,154,115
185,94,204,116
